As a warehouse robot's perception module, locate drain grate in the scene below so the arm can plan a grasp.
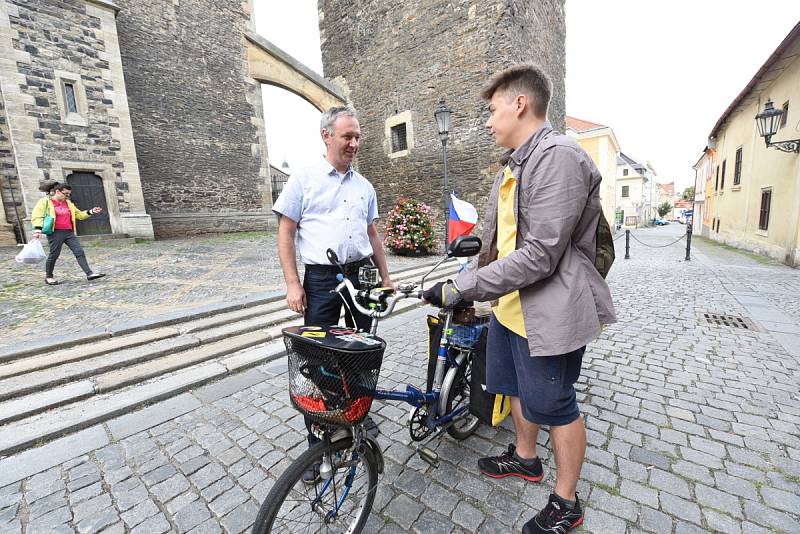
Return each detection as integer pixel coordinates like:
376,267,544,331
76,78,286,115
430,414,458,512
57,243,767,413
702,313,756,330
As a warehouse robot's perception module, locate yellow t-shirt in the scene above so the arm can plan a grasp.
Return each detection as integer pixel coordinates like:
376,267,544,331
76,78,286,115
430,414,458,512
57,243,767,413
494,166,527,338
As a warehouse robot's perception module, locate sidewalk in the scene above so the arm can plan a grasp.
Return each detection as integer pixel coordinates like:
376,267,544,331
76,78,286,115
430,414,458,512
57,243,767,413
1,227,799,533
1,232,434,350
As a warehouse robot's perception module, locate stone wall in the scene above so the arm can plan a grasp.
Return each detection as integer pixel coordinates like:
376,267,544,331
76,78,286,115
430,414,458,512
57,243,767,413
114,0,272,238
0,0,153,239
319,0,566,243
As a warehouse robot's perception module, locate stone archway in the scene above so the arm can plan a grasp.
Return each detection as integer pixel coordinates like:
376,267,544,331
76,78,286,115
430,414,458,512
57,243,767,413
245,32,345,112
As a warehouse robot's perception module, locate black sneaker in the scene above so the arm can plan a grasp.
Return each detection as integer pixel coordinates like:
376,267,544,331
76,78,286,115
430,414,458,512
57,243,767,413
477,444,543,482
523,493,584,534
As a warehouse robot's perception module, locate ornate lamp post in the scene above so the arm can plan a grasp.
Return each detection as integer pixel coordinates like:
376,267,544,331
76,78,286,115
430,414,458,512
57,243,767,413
434,98,452,244
755,99,799,153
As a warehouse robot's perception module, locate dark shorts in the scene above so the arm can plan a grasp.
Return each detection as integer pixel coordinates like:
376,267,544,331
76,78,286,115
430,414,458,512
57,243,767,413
486,315,584,426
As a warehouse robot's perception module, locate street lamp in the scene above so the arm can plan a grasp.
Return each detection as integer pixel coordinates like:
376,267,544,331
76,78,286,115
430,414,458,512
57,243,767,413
755,99,799,153
434,98,452,244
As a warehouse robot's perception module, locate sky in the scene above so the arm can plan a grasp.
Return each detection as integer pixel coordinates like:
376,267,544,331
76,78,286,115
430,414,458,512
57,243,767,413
253,1,800,192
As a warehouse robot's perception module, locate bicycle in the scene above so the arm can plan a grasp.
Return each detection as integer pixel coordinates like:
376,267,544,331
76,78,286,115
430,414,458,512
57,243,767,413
252,236,486,533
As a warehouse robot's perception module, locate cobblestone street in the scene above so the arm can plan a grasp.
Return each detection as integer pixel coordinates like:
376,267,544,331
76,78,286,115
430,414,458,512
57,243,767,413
0,232,431,350
1,227,800,533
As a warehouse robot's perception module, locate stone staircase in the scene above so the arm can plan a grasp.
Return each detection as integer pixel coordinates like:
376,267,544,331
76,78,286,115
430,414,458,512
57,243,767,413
0,259,461,456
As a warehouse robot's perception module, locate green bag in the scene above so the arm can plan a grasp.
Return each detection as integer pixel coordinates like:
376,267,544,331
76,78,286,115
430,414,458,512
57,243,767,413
41,200,55,235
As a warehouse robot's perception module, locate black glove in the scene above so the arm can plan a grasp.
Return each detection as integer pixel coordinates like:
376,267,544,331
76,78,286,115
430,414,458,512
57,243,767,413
422,281,462,308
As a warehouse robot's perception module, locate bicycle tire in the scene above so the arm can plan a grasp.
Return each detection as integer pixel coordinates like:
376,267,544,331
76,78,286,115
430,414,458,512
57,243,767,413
252,437,379,534
444,352,481,440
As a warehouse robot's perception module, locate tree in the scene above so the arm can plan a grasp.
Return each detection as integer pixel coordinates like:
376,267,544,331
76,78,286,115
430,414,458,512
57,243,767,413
658,201,673,218
681,186,695,200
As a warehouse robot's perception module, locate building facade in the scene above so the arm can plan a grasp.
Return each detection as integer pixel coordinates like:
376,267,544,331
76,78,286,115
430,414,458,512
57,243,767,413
318,0,566,239
705,22,800,266
0,0,153,242
565,116,619,229
617,152,656,227
0,0,345,242
692,148,713,236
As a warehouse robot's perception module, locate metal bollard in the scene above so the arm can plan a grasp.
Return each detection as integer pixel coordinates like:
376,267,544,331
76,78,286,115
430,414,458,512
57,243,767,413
625,229,630,259
685,224,692,261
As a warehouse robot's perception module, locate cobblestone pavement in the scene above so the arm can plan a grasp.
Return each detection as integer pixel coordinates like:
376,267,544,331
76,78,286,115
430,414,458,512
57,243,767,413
1,227,800,533
0,232,433,349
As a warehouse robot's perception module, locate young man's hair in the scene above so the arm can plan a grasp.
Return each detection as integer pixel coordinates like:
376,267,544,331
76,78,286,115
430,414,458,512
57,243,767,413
320,106,359,135
480,64,552,118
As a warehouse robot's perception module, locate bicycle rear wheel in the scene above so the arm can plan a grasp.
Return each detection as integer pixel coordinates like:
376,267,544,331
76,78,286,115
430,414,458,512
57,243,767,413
444,351,481,440
252,437,378,533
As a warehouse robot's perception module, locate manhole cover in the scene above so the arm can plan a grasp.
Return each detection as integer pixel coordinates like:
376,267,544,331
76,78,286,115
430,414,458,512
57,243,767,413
702,313,757,330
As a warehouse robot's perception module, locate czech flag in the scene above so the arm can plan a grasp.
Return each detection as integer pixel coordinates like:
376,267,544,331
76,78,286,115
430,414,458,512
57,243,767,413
448,193,478,244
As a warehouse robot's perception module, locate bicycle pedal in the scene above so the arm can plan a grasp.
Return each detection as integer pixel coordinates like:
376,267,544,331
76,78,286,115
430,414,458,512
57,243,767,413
417,447,439,468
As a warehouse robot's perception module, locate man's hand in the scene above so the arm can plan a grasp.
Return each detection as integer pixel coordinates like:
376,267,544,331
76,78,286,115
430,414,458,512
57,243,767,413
422,281,462,308
286,282,307,315
381,276,396,292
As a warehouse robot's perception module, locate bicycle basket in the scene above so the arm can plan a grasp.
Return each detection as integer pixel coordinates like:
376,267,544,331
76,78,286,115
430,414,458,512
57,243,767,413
448,317,489,349
283,326,386,427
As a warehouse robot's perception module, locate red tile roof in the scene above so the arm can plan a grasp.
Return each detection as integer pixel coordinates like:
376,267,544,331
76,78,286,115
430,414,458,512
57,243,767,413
566,116,607,133
658,182,674,195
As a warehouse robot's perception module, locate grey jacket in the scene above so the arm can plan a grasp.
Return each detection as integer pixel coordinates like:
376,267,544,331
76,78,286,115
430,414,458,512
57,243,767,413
455,122,616,356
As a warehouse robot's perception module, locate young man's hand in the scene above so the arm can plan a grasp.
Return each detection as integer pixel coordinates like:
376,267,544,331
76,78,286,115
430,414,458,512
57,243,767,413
422,281,462,308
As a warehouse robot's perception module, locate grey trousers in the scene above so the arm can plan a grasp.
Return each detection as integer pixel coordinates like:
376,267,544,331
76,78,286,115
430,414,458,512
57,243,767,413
46,230,92,277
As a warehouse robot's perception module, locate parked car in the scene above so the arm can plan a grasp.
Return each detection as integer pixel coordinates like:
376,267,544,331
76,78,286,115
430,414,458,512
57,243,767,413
654,218,669,226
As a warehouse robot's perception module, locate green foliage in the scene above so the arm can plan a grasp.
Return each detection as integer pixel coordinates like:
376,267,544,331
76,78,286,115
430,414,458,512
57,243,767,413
383,197,435,255
681,186,695,200
658,201,673,218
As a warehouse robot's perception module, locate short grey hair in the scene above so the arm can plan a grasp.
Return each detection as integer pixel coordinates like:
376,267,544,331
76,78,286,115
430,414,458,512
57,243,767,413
320,106,359,134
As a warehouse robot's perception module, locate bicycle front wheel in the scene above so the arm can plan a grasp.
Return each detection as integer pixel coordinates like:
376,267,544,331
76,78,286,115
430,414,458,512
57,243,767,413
444,351,481,440
252,437,379,534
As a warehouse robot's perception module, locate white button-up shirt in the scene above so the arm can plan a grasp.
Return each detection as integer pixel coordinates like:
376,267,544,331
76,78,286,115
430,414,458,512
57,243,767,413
272,157,379,265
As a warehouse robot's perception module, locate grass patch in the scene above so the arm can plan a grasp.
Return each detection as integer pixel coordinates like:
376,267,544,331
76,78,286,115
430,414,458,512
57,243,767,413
694,236,775,264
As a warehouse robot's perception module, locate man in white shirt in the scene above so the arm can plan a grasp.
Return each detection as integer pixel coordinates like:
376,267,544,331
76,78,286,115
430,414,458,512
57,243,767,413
272,106,393,481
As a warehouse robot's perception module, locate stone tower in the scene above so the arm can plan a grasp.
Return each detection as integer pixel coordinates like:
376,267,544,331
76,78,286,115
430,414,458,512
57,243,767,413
318,0,566,238
113,0,271,237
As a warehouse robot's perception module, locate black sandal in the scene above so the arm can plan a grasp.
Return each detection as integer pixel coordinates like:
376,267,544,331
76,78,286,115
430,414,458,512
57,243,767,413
45,279,60,286
87,273,106,281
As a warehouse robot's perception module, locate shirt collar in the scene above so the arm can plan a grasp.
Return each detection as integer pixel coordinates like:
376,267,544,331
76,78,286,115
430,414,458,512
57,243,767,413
320,156,352,179
509,121,553,166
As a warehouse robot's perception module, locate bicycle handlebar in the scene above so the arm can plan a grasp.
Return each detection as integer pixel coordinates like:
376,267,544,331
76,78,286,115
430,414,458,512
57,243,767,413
334,275,422,319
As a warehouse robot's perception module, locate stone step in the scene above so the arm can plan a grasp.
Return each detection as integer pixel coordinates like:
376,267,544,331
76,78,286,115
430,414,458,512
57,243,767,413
0,327,181,380
0,339,288,456
0,264,459,452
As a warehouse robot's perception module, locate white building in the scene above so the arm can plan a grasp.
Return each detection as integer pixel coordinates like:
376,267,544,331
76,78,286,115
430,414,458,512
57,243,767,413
617,153,657,227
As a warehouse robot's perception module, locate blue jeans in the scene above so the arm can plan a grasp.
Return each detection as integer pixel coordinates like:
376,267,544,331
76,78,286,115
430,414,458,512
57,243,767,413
302,264,371,445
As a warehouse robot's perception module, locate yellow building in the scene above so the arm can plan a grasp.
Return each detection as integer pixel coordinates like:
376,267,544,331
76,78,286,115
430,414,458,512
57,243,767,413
566,116,620,228
705,22,800,266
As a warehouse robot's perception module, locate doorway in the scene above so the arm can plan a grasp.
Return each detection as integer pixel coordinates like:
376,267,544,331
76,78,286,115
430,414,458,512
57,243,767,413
66,172,112,235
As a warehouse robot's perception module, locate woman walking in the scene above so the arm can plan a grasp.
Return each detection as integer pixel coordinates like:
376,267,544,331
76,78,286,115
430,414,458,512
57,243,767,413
30,181,106,285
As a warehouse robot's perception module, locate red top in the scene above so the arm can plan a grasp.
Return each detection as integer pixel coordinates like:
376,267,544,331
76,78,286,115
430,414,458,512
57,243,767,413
52,199,73,230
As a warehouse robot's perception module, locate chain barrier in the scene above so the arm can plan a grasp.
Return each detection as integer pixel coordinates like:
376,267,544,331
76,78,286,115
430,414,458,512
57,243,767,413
628,233,686,248
620,228,693,261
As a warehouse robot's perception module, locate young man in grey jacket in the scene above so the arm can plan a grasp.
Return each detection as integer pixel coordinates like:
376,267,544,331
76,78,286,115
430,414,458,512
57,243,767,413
424,64,616,534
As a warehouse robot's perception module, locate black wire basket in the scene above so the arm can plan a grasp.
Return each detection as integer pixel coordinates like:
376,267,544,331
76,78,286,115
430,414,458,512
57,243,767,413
283,326,386,427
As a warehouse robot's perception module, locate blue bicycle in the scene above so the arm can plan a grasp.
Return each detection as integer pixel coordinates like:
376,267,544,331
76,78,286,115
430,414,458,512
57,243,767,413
252,236,485,533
